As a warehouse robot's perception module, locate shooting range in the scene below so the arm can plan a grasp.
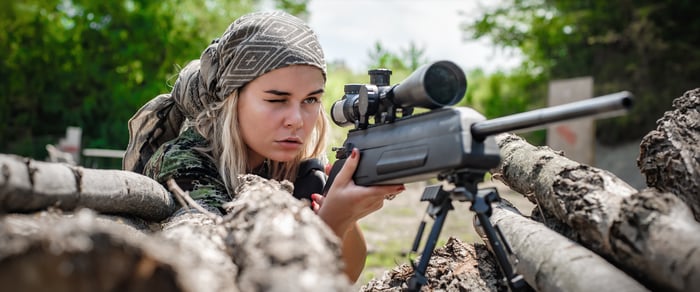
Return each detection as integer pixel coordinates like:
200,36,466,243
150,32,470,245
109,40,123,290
3,1,700,292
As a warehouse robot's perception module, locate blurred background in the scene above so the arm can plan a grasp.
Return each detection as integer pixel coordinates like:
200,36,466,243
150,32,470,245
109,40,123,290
2,0,698,168
2,0,699,285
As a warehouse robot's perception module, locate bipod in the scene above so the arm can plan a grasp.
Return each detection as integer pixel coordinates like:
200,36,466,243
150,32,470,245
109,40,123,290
407,169,532,292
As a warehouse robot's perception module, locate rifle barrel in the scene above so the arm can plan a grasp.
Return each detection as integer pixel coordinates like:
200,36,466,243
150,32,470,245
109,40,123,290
470,91,634,141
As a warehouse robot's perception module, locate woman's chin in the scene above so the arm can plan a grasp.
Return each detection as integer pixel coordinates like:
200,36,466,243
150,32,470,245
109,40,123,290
268,152,301,163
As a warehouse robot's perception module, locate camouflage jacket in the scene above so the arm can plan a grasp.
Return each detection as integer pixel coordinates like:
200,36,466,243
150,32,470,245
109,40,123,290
144,127,326,213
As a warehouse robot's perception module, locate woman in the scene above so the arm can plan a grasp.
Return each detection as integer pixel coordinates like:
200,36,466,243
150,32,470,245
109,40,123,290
123,11,404,282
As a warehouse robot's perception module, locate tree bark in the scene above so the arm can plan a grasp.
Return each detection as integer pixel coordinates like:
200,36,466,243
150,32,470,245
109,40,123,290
638,88,700,221
0,209,235,292
489,200,648,292
361,237,506,292
0,154,178,221
0,160,354,291
158,210,240,292
493,133,700,292
222,174,352,291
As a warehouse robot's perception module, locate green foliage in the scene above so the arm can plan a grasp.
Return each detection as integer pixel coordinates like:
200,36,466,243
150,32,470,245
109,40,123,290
366,42,408,72
463,64,548,144
0,0,260,159
366,41,428,72
272,0,309,18
465,0,700,144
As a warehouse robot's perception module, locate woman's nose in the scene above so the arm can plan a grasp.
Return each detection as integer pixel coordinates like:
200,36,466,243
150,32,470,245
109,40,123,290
284,106,303,129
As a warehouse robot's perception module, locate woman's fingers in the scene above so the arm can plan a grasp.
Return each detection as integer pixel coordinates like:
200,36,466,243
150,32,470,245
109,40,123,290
311,193,324,213
334,148,359,187
334,148,405,198
383,185,406,200
318,147,407,227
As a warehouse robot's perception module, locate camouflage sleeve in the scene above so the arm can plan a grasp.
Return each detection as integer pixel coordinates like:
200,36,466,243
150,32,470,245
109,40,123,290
143,131,231,212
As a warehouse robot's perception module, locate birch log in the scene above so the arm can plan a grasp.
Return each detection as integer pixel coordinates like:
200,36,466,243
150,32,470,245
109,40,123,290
0,209,235,292
0,154,355,291
222,174,352,292
493,133,700,292
489,201,648,292
638,88,700,221
0,154,178,221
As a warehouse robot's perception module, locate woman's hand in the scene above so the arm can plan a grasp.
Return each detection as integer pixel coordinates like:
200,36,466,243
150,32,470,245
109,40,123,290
315,148,405,237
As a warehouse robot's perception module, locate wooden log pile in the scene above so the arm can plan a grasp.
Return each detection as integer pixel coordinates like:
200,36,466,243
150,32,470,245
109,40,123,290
0,157,353,291
1,88,699,291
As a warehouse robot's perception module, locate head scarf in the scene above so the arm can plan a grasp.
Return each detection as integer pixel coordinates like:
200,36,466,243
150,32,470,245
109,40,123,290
123,11,327,173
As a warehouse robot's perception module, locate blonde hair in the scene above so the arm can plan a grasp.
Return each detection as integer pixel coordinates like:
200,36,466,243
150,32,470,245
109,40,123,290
195,89,329,195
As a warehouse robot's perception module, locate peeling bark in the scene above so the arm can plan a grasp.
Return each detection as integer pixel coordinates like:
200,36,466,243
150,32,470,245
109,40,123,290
361,237,505,292
610,189,700,291
493,133,700,292
223,174,352,292
0,171,354,291
158,210,240,292
490,200,648,292
0,154,178,221
638,88,700,221
494,133,637,253
0,209,233,292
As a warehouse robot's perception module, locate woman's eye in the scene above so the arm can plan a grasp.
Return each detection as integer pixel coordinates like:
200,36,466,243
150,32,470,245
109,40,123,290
303,97,320,104
265,99,286,103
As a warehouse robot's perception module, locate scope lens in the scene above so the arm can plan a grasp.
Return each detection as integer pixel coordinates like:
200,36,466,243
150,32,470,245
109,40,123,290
424,64,464,105
331,84,361,127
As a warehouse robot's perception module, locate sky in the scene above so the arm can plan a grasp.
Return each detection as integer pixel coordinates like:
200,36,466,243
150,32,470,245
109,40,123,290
305,0,522,74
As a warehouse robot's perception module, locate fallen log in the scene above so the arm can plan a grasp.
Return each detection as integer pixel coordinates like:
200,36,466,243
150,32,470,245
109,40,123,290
0,154,178,221
638,88,700,221
0,209,235,292
0,154,355,291
222,174,352,291
158,210,240,292
493,133,700,292
489,200,648,292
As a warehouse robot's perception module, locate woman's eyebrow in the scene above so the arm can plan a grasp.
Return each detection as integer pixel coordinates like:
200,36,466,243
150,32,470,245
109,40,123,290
264,88,324,96
308,88,324,96
264,89,290,96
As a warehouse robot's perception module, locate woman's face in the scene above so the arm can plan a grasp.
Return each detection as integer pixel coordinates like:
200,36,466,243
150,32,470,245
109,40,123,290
237,65,325,168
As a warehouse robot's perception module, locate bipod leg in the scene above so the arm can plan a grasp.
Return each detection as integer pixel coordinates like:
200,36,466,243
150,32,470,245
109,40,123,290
408,187,453,291
472,188,532,292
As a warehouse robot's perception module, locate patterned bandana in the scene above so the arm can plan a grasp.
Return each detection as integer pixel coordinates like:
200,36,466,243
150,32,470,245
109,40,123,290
123,11,327,173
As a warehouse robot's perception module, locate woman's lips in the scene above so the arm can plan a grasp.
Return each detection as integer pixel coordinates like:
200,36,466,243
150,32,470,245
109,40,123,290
276,138,302,150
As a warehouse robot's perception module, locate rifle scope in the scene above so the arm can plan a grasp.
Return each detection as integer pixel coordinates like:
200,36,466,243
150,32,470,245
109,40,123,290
331,60,467,128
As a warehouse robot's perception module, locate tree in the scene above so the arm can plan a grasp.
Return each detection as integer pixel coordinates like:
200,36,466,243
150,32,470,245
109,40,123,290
366,42,408,72
0,0,263,161
463,0,700,144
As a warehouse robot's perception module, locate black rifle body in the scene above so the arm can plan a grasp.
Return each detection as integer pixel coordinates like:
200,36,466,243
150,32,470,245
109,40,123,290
324,91,632,190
